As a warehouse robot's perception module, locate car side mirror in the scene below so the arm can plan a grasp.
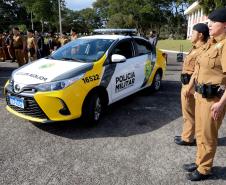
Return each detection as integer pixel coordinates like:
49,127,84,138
111,54,126,63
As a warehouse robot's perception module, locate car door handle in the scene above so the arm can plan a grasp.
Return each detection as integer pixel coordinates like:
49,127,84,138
135,64,141,68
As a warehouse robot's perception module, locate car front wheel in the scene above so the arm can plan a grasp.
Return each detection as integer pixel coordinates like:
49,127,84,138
151,71,162,91
82,93,103,125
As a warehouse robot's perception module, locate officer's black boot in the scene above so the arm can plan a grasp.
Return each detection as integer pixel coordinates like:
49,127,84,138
182,163,197,172
186,170,210,181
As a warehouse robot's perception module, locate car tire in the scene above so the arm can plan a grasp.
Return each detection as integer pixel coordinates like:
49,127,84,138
82,93,103,125
150,71,162,91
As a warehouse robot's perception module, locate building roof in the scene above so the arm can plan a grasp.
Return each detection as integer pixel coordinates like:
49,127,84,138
184,1,200,15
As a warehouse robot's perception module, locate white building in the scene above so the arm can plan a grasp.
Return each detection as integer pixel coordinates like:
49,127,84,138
184,1,209,39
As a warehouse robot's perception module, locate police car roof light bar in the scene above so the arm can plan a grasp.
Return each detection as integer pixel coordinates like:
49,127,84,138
93,29,137,36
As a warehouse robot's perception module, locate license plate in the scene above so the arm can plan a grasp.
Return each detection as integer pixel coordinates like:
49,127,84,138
9,96,25,109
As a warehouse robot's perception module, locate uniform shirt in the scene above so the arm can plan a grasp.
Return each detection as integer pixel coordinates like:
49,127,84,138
60,38,68,46
71,35,77,41
182,42,206,75
13,35,23,49
27,37,35,49
195,34,226,85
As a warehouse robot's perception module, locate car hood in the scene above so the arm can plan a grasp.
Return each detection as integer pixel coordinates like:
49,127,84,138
12,58,93,85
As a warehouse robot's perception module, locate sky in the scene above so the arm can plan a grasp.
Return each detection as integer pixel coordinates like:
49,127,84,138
65,0,95,10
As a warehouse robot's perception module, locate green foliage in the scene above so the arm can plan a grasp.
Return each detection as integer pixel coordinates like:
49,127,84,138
199,0,226,14
16,0,66,31
5,0,225,38
61,8,102,33
0,0,29,30
157,39,192,52
93,0,190,37
17,24,27,33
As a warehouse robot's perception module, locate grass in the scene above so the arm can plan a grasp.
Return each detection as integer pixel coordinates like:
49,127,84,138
157,39,192,52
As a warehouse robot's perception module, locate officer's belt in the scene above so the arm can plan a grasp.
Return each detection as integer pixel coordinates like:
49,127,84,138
14,46,23,49
181,73,191,85
195,84,224,99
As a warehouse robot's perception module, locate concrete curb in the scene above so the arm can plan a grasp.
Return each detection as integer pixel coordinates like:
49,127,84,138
160,49,188,55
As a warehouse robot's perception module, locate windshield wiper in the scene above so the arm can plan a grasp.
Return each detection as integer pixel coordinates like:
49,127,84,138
61,57,86,63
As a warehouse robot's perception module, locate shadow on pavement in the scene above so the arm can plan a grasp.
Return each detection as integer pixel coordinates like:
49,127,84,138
33,80,182,139
218,137,226,146
0,65,16,98
209,166,226,180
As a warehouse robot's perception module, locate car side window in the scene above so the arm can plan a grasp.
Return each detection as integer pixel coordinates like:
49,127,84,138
134,38,154,56
111,40,133,59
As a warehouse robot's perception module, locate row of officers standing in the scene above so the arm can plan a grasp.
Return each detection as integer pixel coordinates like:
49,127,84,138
0,28,78,67
175,7,226,181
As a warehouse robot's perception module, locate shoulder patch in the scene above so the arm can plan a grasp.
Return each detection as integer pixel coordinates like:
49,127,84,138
215,43,223,49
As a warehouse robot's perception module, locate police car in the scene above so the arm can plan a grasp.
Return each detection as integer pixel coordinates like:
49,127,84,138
4,29,167,124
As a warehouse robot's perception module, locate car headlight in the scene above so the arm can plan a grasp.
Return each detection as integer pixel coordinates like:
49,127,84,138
36,74,84,92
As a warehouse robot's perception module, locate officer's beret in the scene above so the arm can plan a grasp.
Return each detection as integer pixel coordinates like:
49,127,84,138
193,23,209,38
208,7,226,22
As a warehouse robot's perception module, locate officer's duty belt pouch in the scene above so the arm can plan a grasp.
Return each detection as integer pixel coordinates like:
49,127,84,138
181,74,191,85
195,84,225,98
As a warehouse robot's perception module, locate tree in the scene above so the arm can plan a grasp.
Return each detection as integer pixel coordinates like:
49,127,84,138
17,0,66,32
93,0,110,23
93,0,183,36
198,0,226,14
0,0,29,31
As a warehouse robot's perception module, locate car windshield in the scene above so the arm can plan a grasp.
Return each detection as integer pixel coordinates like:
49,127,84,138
50,38,114,63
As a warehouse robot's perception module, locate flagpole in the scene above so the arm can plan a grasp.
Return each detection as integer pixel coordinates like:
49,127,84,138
58,0,62,35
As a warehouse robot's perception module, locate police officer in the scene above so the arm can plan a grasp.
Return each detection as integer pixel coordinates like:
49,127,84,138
183,7,226,181
35,31,45,58
174,23,209,146
60,32,69,46
27,29,37,62
13,27,25,67
47,31,59,54
149,30,158,46
5,30,15,63
0,31,6,62
70,29,78,41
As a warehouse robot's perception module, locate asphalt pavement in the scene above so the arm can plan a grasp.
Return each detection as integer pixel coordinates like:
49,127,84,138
0,54,226,185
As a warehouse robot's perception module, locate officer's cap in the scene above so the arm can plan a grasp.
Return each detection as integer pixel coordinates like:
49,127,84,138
208,7,226,22
27,29,34,34
13,27,19,31
193,23,209,38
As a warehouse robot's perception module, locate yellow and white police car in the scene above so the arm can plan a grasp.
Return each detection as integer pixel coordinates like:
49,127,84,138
4,29,167,124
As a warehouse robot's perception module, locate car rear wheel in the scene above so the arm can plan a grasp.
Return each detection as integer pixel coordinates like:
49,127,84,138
151,71,162,91
82,93,103,125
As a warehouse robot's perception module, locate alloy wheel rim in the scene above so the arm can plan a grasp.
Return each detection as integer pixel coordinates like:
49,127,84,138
94,97,101,121
154,74,161,90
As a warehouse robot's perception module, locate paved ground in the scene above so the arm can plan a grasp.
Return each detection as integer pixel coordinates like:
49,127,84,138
0,54,226,185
